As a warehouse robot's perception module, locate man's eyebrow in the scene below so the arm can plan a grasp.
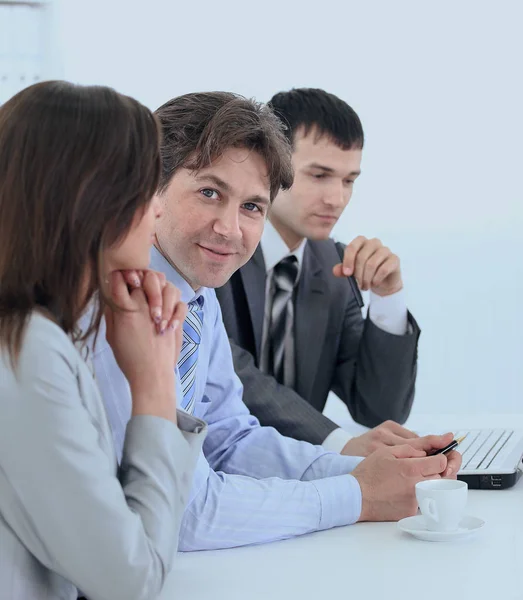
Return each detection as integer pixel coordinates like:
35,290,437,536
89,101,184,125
307,163,361,177
194,173,232,193
308,163,335,173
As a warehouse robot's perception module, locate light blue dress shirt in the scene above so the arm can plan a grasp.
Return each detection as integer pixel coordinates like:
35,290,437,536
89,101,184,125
91,247,364,551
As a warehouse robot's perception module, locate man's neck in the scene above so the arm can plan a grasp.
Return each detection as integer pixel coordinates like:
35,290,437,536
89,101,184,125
153,237,200,292
268,217,304,252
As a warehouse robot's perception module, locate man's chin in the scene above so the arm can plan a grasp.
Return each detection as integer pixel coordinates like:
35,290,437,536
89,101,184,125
305,228,333,241
195,268,237,290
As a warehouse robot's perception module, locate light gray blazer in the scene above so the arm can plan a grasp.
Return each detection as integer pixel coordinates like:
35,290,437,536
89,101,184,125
0,313,206,600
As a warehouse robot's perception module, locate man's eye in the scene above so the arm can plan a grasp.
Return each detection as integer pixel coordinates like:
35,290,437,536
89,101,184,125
312,173,326,179
243,202,261,213
200,188,219,199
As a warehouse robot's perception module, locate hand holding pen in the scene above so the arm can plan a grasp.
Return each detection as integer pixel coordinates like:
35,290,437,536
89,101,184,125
429,435,467,456
332,236,404,303
407,433,464,478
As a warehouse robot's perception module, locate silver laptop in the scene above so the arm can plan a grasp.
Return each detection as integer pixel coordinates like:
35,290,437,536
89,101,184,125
455,428,523,489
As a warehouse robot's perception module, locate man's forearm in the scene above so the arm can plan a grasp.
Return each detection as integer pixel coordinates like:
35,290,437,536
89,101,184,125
205,419,362,482
179,453,362,551
334,313,420,427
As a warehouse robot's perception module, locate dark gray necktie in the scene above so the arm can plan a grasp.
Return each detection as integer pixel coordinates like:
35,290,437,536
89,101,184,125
267,255,299,386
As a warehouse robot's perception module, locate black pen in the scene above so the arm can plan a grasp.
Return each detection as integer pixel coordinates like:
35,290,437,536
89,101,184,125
335,244,364,308
430,435,467,456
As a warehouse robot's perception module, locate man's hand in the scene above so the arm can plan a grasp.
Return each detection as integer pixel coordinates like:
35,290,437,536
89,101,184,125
352,444,448,522
342,427,463,479
341,421,418,457
408,433,463,479
332,236,403,297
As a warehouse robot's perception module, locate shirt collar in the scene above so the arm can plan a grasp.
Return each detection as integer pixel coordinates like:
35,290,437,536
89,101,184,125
149,246,203,305
260,220,307,274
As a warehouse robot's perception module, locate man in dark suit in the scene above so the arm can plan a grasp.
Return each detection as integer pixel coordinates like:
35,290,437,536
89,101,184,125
216,88,421,457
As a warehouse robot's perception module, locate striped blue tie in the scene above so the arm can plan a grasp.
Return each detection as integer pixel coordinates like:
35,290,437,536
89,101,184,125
177,297,204,414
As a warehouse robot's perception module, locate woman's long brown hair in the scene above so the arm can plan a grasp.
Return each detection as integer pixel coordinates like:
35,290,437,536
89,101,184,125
0,81,162,366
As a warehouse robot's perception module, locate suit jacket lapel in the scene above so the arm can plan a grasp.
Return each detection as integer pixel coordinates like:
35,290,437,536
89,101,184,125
239,246,267,361
295,245,329,402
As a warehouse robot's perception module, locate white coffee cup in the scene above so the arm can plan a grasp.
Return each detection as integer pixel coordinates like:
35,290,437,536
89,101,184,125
415,479,468,532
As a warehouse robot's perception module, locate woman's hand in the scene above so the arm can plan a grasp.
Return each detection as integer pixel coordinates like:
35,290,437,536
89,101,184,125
105,270,187,422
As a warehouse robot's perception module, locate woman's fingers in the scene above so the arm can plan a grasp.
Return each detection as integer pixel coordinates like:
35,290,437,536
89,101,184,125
141,271,164,325
169,298,187,332
114,269,179,332
121,270,142,289
170,301,188,362
108,271,134,309
159,283,182,334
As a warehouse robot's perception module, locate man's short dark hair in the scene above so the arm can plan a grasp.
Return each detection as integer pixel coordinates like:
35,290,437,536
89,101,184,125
155,91,294,201
269,88,364,150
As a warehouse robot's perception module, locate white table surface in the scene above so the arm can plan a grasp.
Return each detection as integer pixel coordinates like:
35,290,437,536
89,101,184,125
160,410,523,600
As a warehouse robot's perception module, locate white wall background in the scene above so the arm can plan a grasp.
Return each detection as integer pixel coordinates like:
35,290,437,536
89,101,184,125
45,0,523,415
0,1,59,103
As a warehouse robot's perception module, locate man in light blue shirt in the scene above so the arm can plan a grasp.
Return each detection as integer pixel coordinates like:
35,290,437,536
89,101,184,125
92,91,462,551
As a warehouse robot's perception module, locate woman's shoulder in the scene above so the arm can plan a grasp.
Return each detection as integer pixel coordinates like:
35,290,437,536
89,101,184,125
8,312,82,380
0,312,102,419
27,310,78,352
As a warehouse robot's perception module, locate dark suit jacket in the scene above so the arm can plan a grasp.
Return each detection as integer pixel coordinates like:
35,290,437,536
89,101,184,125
216,239,420,445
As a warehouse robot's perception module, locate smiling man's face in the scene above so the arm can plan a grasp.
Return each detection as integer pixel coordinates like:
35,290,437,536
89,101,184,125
155,146,270,289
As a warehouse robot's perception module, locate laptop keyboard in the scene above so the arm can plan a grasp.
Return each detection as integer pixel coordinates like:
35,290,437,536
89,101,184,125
455,429,515,471
455,429,514,471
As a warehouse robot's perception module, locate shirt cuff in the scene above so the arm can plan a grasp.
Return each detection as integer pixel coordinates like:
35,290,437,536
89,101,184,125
312,473,362,529
322,427,353,454
368,288,409,336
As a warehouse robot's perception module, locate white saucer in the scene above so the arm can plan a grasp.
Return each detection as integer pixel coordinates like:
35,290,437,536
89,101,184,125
398,515,485,542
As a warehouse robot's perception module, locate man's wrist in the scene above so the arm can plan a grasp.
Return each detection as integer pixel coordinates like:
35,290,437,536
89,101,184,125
371,281,404,298
368,288,409,336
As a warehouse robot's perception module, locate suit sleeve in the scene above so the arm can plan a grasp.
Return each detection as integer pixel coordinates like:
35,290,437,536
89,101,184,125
331,291,420,427
229,338,338,445
0,327,205,600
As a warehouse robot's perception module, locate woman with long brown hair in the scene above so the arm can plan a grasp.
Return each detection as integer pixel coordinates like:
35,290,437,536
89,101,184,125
0,81,206,600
